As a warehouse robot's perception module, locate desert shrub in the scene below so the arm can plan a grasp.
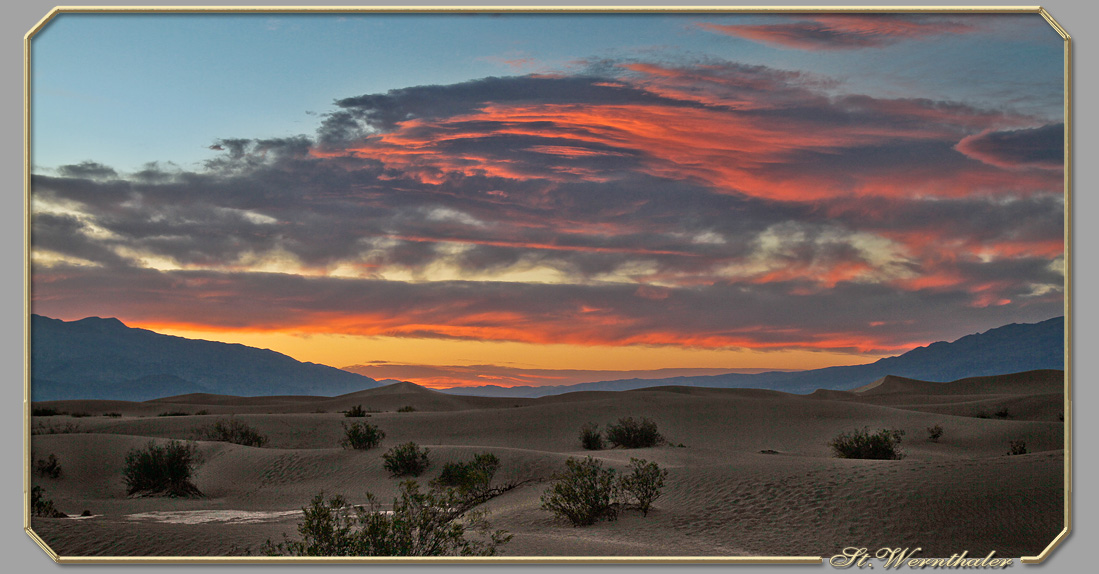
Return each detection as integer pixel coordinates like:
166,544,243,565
35,454,62,479
262,481,511,556
927,424,944,442
618,458,667,517
31,486,66,518
605,417,664,449
103,412,122,418
32,407,62,417
192,418,269,447
122,440,202,497
1059,412,1064,422
341,421,385,450
397,405,417,413
344,405,368,418
434,453,500,497
974,410,991,419
158,410,190,417
579,422,604,450
1007,440,1028,456
383,442,431,477
829,427,905,460
994,408,1012,419
194,410,210,416
69,412,91,418
31,421,82,435
540,457,619,526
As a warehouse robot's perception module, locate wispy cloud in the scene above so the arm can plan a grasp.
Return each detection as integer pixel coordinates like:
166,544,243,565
697,15,975,51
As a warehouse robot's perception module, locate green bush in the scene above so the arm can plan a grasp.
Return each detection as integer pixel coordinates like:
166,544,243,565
619,458,667,516
927,424,944,442
383,442,431,477
341,421,385,450
31,486,66,518
35,454,62,479
579,422,604,450
1008,440,1028,456
192,418,268,447
344,405,368,418
122,440,202,497
434,453,500,496
605,417,664,449
540,457,619,526
262,481,511,556
829,427,905,460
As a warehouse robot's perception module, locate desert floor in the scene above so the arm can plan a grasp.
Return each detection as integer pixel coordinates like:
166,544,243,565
28,370,1065,559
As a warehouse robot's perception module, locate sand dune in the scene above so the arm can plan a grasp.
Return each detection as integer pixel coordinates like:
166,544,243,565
29,370,1065,559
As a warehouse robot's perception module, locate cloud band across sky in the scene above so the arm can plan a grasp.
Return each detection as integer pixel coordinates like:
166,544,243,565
31,47,1064,373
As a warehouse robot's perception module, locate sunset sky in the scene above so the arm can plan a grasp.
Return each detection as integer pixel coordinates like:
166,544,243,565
30,11,1066,389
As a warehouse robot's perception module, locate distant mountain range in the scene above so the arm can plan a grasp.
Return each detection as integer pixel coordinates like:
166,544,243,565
30,314,1064,402
439,317,1065,397
30,315,381,401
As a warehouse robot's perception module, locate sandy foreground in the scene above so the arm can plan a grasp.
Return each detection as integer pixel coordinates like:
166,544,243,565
27,370,1065,559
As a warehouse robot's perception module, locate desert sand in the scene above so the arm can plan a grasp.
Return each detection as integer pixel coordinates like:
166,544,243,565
27,370,1065,559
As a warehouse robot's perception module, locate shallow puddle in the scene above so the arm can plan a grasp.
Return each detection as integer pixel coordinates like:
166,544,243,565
125,509,303,525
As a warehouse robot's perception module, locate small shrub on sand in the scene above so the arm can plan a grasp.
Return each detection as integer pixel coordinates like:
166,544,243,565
69,412,92,418
31,486,66,518
103,412,122,418
31,407,62,417
994,408,1012,419
926,424,944,443
605,417,664,449
383,442,431,477
341,421,385,450
541,457,619,526
192,418,268,447
122,440,202,497
344,405,368,418
1007,440,1028,456
262,481,511,556
35,454,62,479
158,410,190,417
31,421,82,435
579,422,604,450
618,458,668,517
829,427,905,460
434,453,500,497
397,405,417,413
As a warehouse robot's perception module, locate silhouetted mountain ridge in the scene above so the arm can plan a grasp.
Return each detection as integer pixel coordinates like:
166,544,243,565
440,317,1065,397
31,315,380,401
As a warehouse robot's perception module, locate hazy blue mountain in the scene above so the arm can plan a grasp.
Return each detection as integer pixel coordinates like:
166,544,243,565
440,317,1065,397
31,315,380,401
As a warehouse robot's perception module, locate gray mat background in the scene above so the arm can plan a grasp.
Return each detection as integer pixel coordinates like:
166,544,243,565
3,1,1091,572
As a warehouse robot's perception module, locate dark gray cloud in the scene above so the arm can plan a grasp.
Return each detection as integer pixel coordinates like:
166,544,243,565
56,161,117,179
956,123,1064,169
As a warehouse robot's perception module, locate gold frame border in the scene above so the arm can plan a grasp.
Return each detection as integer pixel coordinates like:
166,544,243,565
22,5,1072,565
